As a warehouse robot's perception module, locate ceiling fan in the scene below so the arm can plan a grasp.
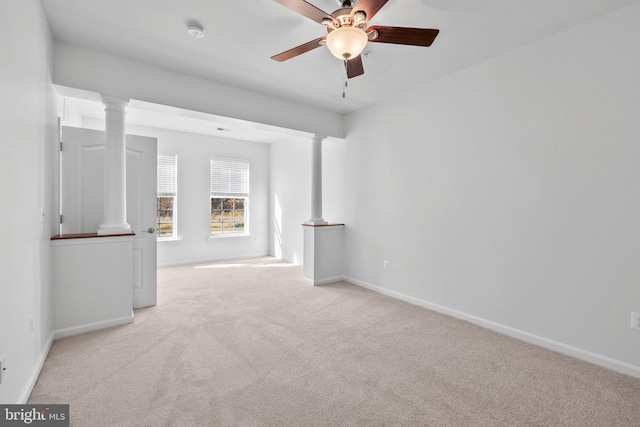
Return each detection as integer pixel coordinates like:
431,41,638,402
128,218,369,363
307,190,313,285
271,0,440,79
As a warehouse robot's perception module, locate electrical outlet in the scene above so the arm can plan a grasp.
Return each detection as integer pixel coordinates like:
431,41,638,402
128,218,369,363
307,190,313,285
383,260,390,270
631,312,640,331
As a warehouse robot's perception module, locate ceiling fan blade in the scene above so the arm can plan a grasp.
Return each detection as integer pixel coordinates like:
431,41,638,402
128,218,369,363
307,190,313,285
271,37,325,62
351,0,389,22
272,0,333,25
345,55,364,79
367,26,439,47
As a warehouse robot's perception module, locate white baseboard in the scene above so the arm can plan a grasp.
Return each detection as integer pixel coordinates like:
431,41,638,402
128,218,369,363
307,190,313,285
302,276,344,286
19,333,54,404
53,313,135,340
157,253,270,268
344,276,640,379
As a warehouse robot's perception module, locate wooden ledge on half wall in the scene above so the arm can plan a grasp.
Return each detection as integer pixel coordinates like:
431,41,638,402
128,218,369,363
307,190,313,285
301,223,345,227
51,232,136,240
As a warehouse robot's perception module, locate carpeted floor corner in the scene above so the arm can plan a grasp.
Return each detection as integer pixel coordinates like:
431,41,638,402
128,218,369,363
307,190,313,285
29,257,640,426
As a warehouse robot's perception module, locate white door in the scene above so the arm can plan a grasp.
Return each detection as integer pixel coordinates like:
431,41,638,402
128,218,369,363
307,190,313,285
60,126,158,308
126,136,158,308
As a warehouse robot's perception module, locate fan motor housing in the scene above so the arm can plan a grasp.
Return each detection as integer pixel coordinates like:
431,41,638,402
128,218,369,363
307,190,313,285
326,7,367,33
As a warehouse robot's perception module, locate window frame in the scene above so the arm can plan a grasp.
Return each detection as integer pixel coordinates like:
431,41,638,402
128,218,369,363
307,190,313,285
157,153,178,241
209,157,250,238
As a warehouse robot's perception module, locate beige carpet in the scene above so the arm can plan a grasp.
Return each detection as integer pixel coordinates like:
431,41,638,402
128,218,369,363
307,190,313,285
29,257,640,426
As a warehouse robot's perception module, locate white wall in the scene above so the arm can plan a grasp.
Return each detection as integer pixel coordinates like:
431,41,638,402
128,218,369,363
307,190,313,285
269,138,309,264
0,0,58,403
341,4,640,374
82,121,272,266
269,137,346,264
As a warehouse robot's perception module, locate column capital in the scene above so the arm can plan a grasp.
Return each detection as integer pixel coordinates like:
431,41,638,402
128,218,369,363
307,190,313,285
100,95,130,111
310,134,327,144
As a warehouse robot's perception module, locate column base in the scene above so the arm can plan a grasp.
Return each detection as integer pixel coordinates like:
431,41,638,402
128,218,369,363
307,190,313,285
98,222,132,236
305,219,328,225
302,223,344,286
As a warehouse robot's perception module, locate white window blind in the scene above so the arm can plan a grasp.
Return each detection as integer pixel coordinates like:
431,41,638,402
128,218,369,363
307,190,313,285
210,158,249,197
157,154,177,196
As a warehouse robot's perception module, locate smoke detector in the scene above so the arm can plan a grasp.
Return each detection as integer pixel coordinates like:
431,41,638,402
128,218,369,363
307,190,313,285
187,24,205,38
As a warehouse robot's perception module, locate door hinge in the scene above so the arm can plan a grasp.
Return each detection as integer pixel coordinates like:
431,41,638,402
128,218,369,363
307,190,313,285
59,142,63,152
57,117,62,144
59,214,63,224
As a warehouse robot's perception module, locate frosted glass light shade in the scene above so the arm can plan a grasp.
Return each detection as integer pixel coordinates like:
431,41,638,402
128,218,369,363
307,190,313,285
326,27,368,60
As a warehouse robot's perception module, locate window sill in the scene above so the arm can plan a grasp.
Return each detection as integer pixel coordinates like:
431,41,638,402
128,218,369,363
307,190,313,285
208,234,250,241
157,237,181,242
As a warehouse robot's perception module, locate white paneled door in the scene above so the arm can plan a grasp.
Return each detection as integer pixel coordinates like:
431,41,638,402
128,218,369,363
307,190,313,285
60,126,158,308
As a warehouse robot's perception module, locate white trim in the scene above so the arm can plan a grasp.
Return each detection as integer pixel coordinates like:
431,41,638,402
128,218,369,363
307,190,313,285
302,276,344,286
207,232,250,240
301,224,345,230
304,220,329,226
157,236,182,242
157,252,270,268
51,235,135,247
19,333,54,404
343,276,640,379
53,313,134,340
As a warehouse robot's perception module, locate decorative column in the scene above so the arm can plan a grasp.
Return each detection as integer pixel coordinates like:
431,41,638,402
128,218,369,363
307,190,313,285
302,134,344,285
98,95,132,235
306,134,328,225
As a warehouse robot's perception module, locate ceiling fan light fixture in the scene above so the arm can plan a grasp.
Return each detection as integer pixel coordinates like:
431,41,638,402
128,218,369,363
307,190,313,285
326,26,368,60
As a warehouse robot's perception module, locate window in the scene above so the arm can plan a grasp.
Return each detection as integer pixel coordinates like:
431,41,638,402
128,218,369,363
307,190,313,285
157,154,177,239
210,157,249,236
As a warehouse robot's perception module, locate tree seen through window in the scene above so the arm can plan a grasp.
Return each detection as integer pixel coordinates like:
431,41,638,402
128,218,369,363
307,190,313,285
211,197,245,234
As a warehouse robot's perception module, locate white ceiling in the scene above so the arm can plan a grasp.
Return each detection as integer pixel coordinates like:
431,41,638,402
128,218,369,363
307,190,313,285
41,0,638,136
